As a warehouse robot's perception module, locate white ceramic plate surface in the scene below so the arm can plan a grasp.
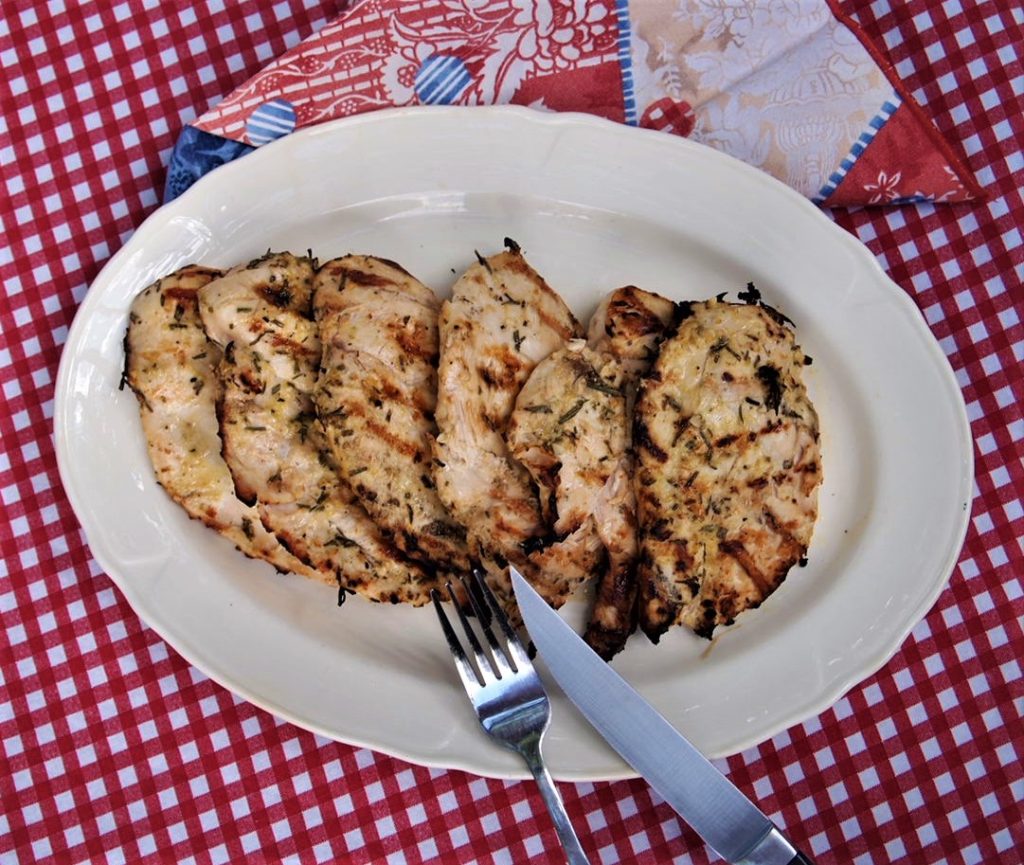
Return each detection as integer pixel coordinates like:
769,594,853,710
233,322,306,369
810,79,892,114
54,107,972,781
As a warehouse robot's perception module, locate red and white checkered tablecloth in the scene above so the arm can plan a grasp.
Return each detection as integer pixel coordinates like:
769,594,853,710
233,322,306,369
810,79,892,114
1,2,1021,863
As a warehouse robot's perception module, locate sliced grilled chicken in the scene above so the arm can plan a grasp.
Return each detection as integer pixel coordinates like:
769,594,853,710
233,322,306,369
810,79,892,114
508,342,629,534
507,341,625,611
506,287,679,658
583,459,639,658
198,251,436,604
123,265,313,577
634,296,821,640
313,255,470,573
432,240,582,607
581,286,679,658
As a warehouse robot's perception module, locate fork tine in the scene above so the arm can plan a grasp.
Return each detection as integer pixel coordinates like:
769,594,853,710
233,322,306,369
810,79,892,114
431,588,482,691
444,581,498,683
474,567,532,669
460,573,515,676
466,570,493,628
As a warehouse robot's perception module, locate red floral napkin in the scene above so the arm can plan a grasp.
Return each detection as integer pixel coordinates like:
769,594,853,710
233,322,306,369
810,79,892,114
167,0,981,206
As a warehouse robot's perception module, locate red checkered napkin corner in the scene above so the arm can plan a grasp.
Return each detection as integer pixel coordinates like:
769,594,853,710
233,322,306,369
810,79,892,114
175,0,982,206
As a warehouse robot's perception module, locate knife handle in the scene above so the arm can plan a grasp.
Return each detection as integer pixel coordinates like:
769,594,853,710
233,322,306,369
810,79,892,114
788,852,815,864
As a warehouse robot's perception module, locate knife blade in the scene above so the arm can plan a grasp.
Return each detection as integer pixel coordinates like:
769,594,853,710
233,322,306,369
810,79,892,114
511,568,813,865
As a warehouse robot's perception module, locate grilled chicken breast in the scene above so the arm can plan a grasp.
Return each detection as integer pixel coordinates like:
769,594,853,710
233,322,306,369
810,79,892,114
581,286,679,658
198,251,436,604
634,296,821,640
432,240,581,606
313,255,470,573
123,265,313,576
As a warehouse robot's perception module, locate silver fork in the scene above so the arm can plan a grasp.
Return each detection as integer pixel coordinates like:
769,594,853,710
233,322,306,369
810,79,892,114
432,570,592,865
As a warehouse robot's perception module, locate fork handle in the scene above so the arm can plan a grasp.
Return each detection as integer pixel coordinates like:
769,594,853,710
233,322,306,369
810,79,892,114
521,743,593,865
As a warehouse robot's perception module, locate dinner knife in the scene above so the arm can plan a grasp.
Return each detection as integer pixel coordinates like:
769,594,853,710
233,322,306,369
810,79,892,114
511,568,814,865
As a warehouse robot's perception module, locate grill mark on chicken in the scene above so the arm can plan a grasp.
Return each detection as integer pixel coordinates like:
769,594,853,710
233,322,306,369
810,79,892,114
199,251,438,603
433,244,582,610
363,415,422,459
256,282,295,309
341,268,392,287
634,298,821,641
536,308,578,341
493,512,533,538
719,538,776,596
395,329,438,364
329,377,415,412
266,331,318,354
162,286,201,304
477,359,523,391
634,419,669,463
123,264,315,578
602,286,671,338
314,255,470,575
331,399,422,458
237,367,265,395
